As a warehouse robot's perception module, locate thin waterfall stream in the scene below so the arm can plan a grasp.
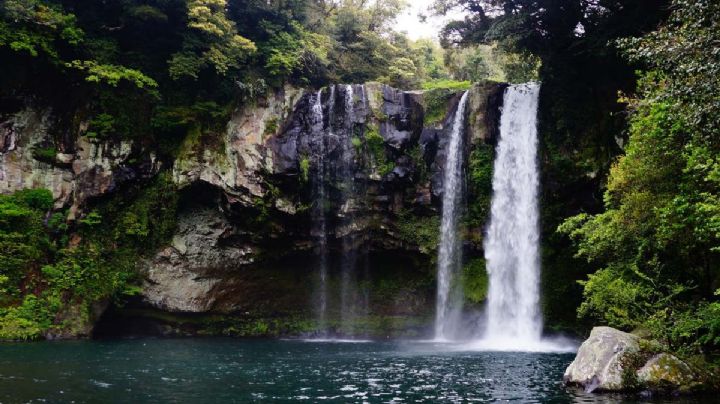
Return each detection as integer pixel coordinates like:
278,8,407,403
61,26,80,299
340,84,358,333
311,89,328,334
311,84,369,338
435,91,470,341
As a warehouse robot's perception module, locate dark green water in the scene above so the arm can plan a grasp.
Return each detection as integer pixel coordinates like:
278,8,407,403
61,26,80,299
0,339,694,403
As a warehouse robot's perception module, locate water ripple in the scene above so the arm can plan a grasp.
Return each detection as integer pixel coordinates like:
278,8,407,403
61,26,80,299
0,339,701,403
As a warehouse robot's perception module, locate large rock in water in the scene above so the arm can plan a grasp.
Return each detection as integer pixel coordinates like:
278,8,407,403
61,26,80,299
564,326,701,393
564,326,640,392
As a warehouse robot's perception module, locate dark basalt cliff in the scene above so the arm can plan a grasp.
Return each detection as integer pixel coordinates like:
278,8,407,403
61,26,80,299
0,82,506,338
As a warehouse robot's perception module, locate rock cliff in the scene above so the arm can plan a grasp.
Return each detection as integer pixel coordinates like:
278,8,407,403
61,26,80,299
1,82,506,338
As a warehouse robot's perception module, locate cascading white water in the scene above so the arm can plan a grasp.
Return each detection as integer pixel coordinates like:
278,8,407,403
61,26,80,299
435,91,470,340
311,89,329,332
483,83,542,345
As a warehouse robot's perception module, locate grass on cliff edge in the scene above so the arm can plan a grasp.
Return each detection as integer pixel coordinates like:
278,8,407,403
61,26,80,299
421,80,472,91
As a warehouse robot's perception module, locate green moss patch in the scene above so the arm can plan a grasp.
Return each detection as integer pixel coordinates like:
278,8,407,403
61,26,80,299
462,258,489,304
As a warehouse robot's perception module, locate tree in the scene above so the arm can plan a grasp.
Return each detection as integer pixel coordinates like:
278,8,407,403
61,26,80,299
0,0,83,61
561,0,720,353
387,57,419,89
169,0,256,79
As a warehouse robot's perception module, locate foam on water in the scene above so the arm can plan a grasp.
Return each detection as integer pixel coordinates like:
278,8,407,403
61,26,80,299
299,338,373,344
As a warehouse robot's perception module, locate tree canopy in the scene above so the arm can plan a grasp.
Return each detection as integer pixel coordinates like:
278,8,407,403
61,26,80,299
560,0,720,354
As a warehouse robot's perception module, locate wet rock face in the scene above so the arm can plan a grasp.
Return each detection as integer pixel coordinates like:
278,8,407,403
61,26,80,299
269,91,313,176
467,82,508,145
379,87,424,151
0,107,159,216
1,82,507,334
136,82,508,316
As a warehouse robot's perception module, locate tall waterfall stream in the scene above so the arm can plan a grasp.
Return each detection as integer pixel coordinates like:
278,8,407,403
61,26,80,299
481,83,544,348
311,89,328,333
434,91,470,340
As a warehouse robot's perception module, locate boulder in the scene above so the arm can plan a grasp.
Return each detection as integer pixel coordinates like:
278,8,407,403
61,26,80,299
565,327,704,394
563,326,640,392
637,353,697,391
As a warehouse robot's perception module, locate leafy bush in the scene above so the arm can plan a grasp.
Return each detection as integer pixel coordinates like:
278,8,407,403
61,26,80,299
31,146,57,163
299,156,310,183
462,258,489,303
0,174,178,340
421,80,472,91
465,145,494,230
396,210,440,256
0,189,53,302
422,88,460,127
365,125,393,176
86,113,115,138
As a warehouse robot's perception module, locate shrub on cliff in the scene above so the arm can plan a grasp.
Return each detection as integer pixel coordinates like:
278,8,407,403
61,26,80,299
0,175,178,340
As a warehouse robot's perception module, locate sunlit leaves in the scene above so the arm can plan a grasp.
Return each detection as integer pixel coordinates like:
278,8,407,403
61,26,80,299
0,0,83,60
67,60,158,89
169,0,256,79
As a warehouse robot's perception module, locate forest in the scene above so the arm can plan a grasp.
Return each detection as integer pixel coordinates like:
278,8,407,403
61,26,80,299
1,0,719,400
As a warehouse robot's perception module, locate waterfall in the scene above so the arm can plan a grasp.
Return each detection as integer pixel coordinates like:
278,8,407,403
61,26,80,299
483,83,542,344
338,84,371,336
311,84,369,338
435,91,470,340
311,89,329,333
339,84,356,331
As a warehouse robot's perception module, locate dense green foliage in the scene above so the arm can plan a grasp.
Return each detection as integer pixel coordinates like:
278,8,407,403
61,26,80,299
465,145,494,231
0,175,178,340
462,258,489,304
560,0,720,355
396,210,441,256
0,0,467,153
365,124,394,176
